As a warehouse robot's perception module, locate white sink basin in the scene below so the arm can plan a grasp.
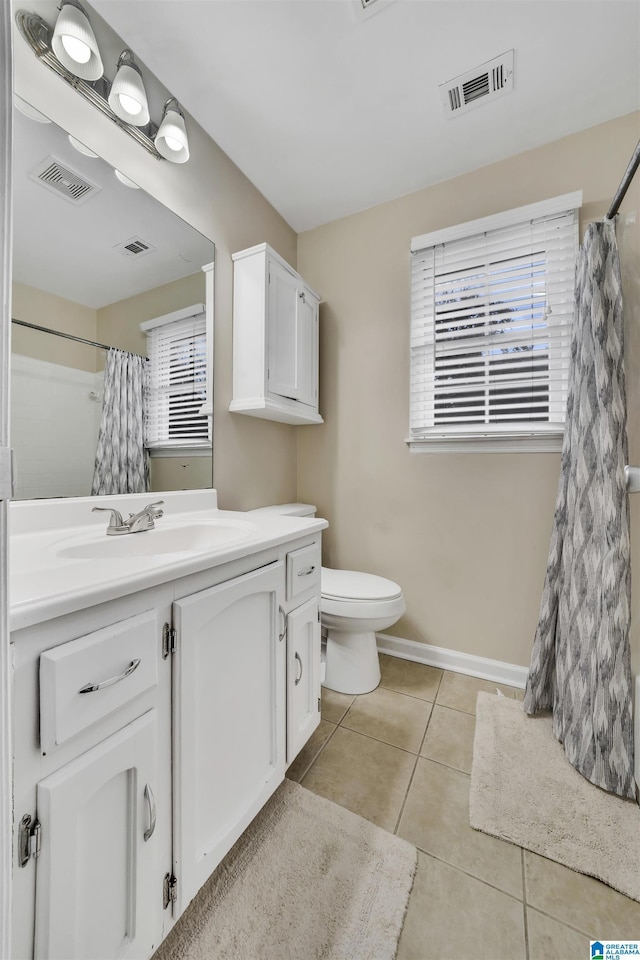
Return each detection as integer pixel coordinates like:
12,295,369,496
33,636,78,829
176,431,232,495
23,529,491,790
55,519,256,560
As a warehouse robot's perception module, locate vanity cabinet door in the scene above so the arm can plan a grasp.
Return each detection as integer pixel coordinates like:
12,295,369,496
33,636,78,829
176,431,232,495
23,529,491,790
33,711,161,960
286,596,322,764
173,561,286,916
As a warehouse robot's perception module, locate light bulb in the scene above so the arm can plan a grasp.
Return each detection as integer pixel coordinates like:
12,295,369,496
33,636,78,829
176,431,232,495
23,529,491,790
163,135,183,152
61,34,91,64
118,93,142,117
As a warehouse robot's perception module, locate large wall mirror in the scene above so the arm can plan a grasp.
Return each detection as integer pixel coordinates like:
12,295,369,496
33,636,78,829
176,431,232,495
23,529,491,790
11,99,215,500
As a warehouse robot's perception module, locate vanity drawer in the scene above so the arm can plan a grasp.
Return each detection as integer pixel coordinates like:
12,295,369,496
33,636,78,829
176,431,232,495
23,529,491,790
286,541,321,601
39,610,159,753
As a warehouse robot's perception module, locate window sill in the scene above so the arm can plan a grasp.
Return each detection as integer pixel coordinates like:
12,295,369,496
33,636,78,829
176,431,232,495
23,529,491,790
406,435,563,453
148,447,212,459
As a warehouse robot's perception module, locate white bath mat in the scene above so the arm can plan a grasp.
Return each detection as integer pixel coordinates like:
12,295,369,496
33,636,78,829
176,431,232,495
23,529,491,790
470,692,640,902
153,779,417,960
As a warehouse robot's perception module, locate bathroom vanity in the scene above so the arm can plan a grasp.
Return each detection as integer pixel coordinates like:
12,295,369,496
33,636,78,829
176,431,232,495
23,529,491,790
10,491,327,960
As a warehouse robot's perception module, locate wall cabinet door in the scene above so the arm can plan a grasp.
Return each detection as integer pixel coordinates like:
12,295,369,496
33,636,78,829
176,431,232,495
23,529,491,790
231,243,322,424
286,597,321,764
173,561,286,915
33,711,161,960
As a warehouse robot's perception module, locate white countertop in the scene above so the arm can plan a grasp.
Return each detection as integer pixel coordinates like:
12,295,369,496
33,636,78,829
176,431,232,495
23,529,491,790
10,490,327,632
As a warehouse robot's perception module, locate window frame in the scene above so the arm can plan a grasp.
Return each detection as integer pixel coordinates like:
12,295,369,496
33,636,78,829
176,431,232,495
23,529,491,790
407,191,582,454
141,303,212,456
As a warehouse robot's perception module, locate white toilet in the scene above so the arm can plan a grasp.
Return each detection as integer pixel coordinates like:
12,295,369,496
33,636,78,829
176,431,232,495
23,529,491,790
250,504,406,695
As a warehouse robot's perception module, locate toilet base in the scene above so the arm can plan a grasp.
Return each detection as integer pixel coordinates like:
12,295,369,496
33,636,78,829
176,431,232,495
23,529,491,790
322,628,381,695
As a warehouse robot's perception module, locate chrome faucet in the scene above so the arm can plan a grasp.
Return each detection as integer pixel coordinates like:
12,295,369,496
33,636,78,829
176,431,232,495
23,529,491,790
92,500,164,536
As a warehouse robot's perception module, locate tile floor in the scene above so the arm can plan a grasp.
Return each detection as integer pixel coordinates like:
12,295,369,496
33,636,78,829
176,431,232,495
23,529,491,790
286,655,640,960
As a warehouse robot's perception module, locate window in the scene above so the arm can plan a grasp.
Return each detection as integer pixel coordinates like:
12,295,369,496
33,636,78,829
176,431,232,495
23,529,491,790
141,305,211,453
409,192,581,452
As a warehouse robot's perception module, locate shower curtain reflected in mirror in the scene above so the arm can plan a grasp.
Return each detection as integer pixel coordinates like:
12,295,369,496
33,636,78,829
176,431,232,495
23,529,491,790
91,348,150,496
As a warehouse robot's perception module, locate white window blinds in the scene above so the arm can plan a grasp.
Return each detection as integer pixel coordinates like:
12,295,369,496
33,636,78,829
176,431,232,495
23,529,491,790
410,199,580,446
144,312,210,449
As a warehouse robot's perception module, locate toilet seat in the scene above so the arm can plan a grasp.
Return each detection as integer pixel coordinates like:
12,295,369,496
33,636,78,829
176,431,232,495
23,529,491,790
320,567,405,621
321,567,402,601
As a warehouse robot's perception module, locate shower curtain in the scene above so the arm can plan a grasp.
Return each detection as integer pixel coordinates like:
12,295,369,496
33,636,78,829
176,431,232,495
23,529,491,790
524,219,635,799
91,348,150,496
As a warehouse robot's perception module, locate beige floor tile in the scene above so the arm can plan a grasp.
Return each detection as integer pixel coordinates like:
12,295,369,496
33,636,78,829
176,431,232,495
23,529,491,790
527,908,591,960
525,850,640,939
436,671,520,714
420,704,476,773
321,687,355,724
379,654,442,701
342,686,432,753
285,719,336,783
397,851,525,960
300,726,416,831
397,758,523,897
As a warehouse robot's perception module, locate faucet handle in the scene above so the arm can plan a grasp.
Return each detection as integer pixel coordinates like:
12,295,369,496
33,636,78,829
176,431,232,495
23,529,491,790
92,506,125,528
143,500,164,518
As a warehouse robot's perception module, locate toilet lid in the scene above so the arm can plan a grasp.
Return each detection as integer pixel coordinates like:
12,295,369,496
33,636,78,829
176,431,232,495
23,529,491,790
321,567,402,602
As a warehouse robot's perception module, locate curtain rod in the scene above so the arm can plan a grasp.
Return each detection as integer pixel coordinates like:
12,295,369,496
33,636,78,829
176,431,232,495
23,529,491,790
606,139,640,220
11,318,148,360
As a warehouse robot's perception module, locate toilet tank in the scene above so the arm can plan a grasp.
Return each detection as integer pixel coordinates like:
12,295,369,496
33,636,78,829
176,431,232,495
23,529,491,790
248,503,316,518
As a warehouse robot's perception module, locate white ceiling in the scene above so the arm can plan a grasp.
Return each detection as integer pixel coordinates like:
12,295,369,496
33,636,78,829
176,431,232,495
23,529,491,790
12,106,215,308
91,0,640,233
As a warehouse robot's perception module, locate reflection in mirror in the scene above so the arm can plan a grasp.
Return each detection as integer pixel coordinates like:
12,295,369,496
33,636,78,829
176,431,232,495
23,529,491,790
11,100,215,500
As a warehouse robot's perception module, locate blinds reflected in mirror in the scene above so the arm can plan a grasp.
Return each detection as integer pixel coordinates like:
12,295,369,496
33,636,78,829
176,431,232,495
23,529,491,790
144,311,210,449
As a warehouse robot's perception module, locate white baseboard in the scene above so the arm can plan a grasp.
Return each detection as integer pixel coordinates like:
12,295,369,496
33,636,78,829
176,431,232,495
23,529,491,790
376,633,528,690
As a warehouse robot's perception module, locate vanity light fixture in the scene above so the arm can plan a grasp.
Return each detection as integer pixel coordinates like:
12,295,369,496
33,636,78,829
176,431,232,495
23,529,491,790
15,9,190,164
114,169,140,189
68,135,98,157
155,98,190,164
14,95,51,123
51,0,103,81
108,50,150,127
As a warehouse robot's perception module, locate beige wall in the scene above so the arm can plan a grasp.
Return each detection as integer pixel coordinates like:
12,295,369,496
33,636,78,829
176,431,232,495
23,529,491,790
14,0,299,511
297,112,640,671
11,282,99,372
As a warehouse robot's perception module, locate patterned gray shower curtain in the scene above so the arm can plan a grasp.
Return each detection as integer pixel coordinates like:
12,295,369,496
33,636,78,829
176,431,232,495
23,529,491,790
91,348,150,496
524,220,635,799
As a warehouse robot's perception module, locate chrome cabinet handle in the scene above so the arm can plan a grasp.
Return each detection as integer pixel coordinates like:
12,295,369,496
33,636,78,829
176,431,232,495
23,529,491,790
143,783,156,842
78,658,141,694
297,565,316,577
294,652,303,686
278,605,287,642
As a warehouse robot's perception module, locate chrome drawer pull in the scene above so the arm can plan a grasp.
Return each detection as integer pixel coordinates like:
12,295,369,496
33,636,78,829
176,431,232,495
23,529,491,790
143,783,156,842
297,565,316,577
78,658,141,694
295,652,303,686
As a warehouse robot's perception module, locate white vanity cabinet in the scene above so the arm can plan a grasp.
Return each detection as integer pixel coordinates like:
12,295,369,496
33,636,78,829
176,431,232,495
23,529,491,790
230,243,323,425
12,592,173,960
33,711,160,960
172,561,286,913
11,527,323,960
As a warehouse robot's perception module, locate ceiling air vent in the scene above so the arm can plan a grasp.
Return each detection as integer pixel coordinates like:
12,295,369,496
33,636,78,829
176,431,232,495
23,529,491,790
113,236,157,259
440,50,514,117
28,156,100,205
353,0,395,20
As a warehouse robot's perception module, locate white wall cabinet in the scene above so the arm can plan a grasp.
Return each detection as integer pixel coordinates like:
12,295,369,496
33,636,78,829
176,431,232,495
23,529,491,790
12,534,322,960
230,243,322,425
